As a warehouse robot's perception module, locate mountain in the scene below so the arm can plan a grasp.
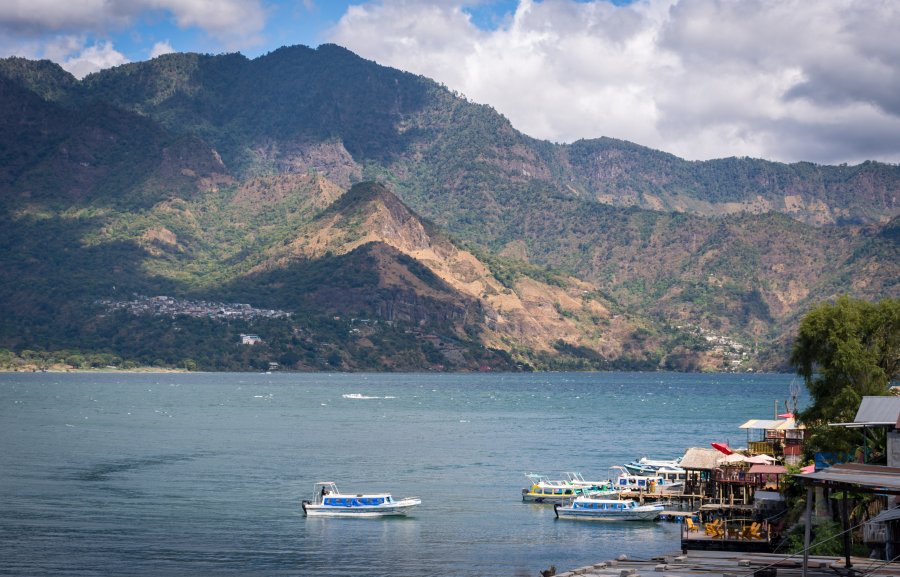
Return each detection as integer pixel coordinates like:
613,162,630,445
0,47,897,372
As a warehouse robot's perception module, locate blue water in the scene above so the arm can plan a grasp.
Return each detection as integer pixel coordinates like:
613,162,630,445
0,371,803,576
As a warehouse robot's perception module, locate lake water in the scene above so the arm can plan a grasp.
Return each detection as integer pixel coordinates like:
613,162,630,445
0,371,802,576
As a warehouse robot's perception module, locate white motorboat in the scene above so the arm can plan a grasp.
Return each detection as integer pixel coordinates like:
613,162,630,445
554,497,664,521
609,465,684,494
622,456,682,475
301,482,421,517
560,471,616,495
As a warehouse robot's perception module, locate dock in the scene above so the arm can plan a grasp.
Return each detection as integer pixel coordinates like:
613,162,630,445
553,550,900,577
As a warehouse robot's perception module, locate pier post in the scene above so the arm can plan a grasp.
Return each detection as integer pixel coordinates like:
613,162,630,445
802,486,812,577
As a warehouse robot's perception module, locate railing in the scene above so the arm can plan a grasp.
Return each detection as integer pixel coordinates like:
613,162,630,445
748,441,775,455
683,518,770,542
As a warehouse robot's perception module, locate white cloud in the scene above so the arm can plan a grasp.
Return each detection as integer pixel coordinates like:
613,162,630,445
147,0,267,48
59,40,129,78
0,0,266,49
328,0,900,164
149,40,175,59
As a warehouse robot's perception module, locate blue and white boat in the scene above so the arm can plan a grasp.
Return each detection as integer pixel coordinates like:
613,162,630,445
301,482,421,517
610,465,685,495
554,497,664,521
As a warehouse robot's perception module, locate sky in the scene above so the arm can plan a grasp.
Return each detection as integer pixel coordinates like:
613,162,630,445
2,0,900,166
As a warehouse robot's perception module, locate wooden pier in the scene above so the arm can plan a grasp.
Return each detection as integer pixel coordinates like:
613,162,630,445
552,550,900,577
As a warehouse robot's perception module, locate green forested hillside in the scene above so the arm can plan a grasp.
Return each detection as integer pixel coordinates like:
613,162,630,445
0,47,897,372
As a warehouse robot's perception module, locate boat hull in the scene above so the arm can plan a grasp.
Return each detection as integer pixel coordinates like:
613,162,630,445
522,491,576,505
554,500,663,521
554,508,662,521
302,498,421,517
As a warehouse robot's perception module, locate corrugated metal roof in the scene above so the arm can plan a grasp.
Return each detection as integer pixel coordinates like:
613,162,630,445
799,463,900,491
870,507,900,524
853,396,900,425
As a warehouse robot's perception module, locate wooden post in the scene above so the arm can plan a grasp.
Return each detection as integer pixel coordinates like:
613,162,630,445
803,486,812,577
842,490,852,569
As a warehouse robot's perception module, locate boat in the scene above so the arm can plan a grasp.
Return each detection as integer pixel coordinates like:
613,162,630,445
622,456,682,475
554,497,664,521
522,473,612,503
522,474,581,503
561,471,617,495
301,482,421,517
609,465,684,494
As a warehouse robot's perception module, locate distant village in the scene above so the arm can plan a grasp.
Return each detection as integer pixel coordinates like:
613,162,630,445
97,295,292,321
677,323,753,371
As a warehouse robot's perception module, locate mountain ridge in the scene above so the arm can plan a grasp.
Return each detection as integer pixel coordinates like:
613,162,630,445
0,46,897,371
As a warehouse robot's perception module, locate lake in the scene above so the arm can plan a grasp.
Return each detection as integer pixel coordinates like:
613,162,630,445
0,371,802,576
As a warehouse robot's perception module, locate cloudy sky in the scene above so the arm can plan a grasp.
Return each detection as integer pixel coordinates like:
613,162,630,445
2,0,899,166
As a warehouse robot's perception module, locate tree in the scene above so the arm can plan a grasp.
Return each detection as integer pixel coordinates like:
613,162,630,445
791,296,900,456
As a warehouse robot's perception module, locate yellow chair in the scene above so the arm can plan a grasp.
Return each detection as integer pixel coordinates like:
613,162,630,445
704,518,723,537
741,522,762,540
685,518,698,532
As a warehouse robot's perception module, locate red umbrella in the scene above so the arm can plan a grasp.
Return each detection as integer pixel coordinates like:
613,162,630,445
711,442,733,455
778,412,794,419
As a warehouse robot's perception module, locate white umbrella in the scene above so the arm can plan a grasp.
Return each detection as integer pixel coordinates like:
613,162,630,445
744,454,776,464
721,453,747,464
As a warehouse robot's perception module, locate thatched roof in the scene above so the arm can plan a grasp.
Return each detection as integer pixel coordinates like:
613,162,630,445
680,447,722,470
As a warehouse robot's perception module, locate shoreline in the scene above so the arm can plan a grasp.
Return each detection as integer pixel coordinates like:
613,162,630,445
0,366,187,374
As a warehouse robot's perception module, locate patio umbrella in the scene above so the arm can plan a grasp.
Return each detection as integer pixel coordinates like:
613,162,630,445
711,442,733,455
721,453,747,463
745,454,776,464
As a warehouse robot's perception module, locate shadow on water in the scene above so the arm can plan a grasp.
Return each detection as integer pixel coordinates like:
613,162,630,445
72,452,213,482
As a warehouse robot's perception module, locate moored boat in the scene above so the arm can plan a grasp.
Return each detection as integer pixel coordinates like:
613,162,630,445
522,474,581,504
554,497,664,521
561,471,617,495
522,473,612,503
301,482,421,517
622,456,682,476
609,465,684,494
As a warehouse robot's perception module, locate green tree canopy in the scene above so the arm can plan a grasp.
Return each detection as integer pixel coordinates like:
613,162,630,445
791,296,900,455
